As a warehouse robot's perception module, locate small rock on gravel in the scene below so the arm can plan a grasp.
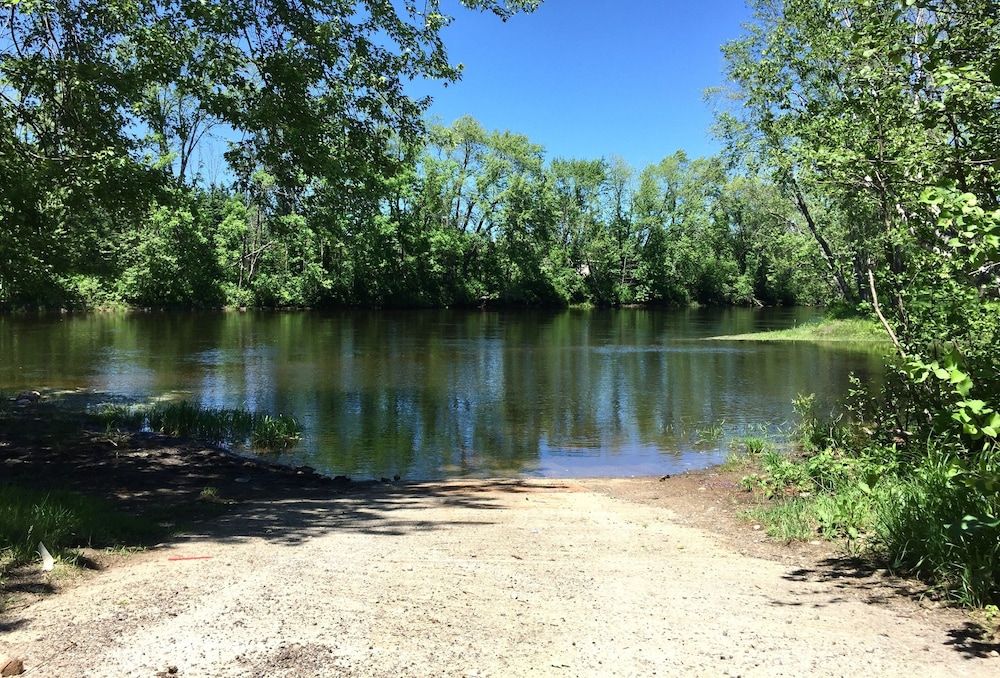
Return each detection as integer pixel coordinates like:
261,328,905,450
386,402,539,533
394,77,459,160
0,656,24,677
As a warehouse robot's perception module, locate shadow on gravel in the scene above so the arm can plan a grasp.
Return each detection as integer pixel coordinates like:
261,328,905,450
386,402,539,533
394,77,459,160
0,432,556,545
187,480,555,544
780,557,999,659
2,408,559,544
782,556,926,604
1,401,550,540
1,580,57,597
944,622,1000,659
0,617,28,633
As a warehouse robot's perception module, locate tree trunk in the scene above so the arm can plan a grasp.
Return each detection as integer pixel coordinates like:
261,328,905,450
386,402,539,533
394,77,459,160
791,184,854,302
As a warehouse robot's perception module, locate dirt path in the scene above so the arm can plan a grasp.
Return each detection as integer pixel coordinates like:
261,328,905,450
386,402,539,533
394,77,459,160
2,478,997,677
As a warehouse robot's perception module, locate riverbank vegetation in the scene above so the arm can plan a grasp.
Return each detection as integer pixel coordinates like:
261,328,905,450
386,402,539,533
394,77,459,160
718,0,1000,606
94,401,301,449
709,318,887,343
0,485,162,577
732,406,999,608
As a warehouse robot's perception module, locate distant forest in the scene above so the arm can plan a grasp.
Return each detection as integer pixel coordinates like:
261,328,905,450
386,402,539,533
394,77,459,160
1,1,996,316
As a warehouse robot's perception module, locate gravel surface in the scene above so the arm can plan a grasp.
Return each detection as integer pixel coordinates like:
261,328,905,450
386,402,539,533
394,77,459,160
2,478,998,677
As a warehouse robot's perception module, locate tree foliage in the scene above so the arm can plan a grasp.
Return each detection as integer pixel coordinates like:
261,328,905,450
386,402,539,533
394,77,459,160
0,0,538,303
721,0,1000,603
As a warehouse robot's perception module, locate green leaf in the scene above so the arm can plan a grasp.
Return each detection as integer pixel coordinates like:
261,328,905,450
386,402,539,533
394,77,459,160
962,399,987,414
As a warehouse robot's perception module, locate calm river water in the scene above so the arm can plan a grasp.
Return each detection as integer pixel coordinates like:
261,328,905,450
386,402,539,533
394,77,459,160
0,309,883,479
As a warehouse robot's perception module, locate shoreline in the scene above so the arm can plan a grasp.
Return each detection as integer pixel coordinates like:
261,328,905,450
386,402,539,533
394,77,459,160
706,317,888,344
0,417,977,609
4,404,999,674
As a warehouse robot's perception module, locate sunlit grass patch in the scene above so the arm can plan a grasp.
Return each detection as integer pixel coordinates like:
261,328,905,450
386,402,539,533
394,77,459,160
708,318,888,344
745,498,818,542
0,485,163,574
737,431,1000,607
721,435,772,471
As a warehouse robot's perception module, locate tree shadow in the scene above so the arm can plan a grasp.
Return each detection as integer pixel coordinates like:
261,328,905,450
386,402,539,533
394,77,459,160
0,617,28,633
2,420,561,545
1,581,56,596
183,479,561,546
0,581,56,633
782,556,928,605
944,622,1000,659
778,556,998,659
1,403,555,536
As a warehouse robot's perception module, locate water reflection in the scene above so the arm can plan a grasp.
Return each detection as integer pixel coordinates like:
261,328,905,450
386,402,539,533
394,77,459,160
0,309,884,479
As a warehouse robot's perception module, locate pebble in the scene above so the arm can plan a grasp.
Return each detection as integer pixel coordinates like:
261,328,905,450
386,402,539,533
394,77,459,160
0,656,24,677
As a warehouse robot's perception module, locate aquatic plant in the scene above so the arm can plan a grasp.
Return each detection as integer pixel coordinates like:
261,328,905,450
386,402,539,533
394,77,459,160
93,401,301,450
693,421,725,445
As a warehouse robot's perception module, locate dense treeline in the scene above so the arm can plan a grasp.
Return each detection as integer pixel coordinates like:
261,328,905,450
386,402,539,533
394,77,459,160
1,113,838,309
5,118,832,309
0,1,833,309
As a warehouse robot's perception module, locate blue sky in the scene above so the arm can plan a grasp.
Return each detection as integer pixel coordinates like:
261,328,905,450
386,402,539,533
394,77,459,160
420,0,752,169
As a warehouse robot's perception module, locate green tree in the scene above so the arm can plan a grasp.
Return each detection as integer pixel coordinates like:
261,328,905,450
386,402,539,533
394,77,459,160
0,0,539,307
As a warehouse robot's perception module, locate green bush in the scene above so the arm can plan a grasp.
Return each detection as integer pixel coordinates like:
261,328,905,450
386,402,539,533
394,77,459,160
744,434,1000,606
872,453,1000,607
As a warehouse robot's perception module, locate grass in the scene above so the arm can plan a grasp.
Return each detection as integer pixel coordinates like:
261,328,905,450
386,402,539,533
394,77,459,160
197,486,234,505
708,318,889,344
874,455,1000,607
93,400,301,450
738,434,1000,607
721,435,772,471
746,498,818,541
693,421,725,445
0,485,164,575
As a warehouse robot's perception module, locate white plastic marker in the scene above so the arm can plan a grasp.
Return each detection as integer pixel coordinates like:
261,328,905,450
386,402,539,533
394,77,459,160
38,542,54,571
